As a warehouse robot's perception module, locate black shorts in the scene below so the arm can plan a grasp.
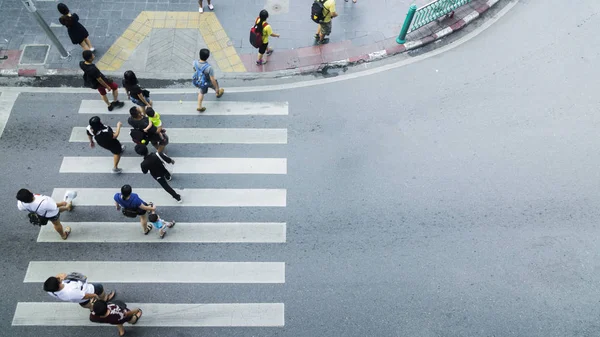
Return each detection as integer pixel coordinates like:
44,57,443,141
44,212,60,222
259,42,269,55
99,140,123,155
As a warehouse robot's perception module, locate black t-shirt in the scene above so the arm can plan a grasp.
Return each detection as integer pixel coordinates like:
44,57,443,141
80,61,108,85
123,81,143,98
128,116,157,134
86,125,118,148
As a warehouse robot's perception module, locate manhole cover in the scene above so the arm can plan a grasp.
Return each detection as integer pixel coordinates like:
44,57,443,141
265,0,289,14
19,44,50,65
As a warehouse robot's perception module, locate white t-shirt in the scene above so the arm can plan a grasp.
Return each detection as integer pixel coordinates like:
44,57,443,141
17,194,59,218
47,280,95,303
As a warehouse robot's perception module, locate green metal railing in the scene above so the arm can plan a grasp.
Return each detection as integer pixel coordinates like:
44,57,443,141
410,0,473,32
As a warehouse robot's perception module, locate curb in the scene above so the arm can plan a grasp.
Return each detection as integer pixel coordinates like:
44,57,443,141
2,0,501,81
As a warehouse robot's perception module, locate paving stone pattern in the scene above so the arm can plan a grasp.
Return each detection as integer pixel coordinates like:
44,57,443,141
0,0,430,71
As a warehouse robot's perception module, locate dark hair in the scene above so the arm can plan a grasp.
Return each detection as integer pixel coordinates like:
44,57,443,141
121,184,132,198
43,277,60,292
123,70,138,88
82,50,93,62
199,48,210,61
92,300,108,316
16,189,34,203
89,116,103,133
145,107,155,117
148,213,158,222
256,10,269,33
57,3,69,15
129,106,140,117
134,144,149,157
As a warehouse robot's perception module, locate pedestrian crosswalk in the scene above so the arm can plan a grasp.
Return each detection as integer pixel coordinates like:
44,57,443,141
13,97,288,330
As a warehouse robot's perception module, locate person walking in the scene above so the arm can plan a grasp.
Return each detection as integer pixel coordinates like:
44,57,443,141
80,50,125,111
314,0,338,44
128,106,168,153
122,70,152,107
114,184,156,235
43,272,116,310
86,116,126,173
134,144,182,203
90,300,142,336
254,10,280,66
198,0,214,13
193,48,224,112
16,189,76,240
57,3,94,51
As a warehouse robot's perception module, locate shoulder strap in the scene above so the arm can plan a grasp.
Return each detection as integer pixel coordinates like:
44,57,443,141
24,198,44,214
200,63,210,72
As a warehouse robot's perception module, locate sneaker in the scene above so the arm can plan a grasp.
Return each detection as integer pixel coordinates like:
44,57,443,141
208,4,214,10
317,38,330,45
90,47,96,52
168,221,176,228
108,102,114,111
113,101,125,109
199,7,203,12
112,167,123,174
166,175,172,182
266,49,273,56
256,59,266,66
64,190,78,203
176,197,183,204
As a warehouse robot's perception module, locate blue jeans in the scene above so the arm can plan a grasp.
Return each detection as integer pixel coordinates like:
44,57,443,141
130,96,149,107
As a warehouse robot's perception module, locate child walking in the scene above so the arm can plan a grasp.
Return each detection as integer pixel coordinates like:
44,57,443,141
254,10,280,66
148,210,175,239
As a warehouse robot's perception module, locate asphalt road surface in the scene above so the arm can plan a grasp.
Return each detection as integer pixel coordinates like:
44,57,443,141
3,1,600,336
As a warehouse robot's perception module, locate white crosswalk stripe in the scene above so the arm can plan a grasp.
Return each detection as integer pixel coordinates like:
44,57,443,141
51,188,287,207
60,157,287,174
79,100,289,115
25,261,285,283
14,99,288,330
37,222,287,243
69,127,288,144
13,302,285,327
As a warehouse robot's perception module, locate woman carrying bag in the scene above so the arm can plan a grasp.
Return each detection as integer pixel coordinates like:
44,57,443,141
254,10,280,66
90,300,142,336
122,70,152,107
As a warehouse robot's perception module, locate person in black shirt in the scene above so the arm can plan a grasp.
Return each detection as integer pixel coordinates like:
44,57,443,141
57,3,94,52
134,144,182,203
86,116,126,173
80,50,125,111
122,70,152,107
128,106,168,153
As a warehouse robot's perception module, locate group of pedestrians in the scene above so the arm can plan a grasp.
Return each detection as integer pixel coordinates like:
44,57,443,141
43,272,141,336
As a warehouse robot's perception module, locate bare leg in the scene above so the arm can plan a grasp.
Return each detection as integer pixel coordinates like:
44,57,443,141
51,219,70,240
117,324,125,336
113,153,121,169
197,92,205,111
101,94,110,106
140,214,149,233
79,41,90,51
157,144,165,153
56,201,72,212
84,38,94,50
112,88,119,102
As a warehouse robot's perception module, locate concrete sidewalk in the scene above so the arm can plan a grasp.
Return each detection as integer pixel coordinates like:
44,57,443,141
0,0,500,79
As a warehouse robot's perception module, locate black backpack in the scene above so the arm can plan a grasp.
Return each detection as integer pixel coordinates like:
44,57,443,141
130,129,149,145
311,0,328,23
27,200,48,226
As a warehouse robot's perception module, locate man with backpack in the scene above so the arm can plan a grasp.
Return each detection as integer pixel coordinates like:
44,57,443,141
43,272,116,310
134,144,182,203
79,50,125,111
193,48,224,112
312,0,338,44
16,189,77,240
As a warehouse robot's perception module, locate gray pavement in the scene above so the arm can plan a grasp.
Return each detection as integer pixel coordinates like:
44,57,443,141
5,0,600,336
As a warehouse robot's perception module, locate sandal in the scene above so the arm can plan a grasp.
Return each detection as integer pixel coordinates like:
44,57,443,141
144,223,152,235
131,309,143,325
197,107,206,112
106,290,116,301
159,230,167,239
216,88,224,98
62,226,71,240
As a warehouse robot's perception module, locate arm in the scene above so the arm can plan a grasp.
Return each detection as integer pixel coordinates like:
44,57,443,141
83,293,99,300
115,201,121,211
96,77,113,91
331,11,338,18
140,162,149,175
139,202,156,212
143,119,152,133
210,76,220,92
87,134,95,148
270,33,280,38
113,122,122,139
117,324,125,336
56,273,67,281
137,92,151,107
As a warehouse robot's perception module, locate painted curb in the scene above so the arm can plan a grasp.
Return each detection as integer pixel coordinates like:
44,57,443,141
1,0,501,81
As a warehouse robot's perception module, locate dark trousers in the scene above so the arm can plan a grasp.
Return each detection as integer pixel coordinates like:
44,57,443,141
155,174,180,201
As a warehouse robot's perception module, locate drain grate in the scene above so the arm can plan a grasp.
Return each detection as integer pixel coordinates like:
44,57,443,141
19,44,50,65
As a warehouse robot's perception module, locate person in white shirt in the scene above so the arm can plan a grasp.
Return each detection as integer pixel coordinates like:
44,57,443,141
44,273,116,309
16,189,77,240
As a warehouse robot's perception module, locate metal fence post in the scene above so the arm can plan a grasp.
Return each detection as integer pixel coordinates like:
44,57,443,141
397,4,418,44
20,0,70,59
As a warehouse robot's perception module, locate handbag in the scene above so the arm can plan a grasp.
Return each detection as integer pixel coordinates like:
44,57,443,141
122,208,139,218
27,200,48,226
65,272,88,283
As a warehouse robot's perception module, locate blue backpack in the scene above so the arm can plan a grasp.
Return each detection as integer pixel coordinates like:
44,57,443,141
192,60,210,90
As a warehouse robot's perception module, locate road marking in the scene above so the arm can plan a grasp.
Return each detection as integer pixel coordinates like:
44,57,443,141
13,302,284,327
51,188,286,207
70,127,288,144
0,91,19,139
37,222,286,243
60,157,287,174
24,261,285,283
79,100,289,115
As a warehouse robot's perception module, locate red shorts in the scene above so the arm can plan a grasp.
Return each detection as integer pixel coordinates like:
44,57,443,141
97,81,119,95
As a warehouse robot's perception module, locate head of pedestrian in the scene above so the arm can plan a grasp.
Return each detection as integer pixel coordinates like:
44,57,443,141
148,213,159,222
199,48,210,61
43,276,61,292
121,184,132,199
57,3,69,15
89,116,103,133
129,106,141,118
82,50,94,62
145,107,156,117
123,70,138,86
134,144,149,157
92,300,108,316
259,9,269,21
16,189,34,203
